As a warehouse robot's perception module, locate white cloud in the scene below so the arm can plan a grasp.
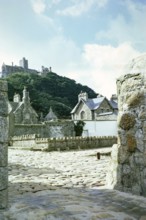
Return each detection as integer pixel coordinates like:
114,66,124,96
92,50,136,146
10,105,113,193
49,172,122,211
96,0,146,51
52,0,61,4
0,32,142,99
32,37,141,98
57,0,108,16
31,0,46,14
64,42,141,98
34,36,83,72
79,42,141,97
0,0,143,99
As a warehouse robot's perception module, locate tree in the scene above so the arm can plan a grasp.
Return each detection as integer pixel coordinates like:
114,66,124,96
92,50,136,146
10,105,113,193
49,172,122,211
74,121,85,136
5,71,97,119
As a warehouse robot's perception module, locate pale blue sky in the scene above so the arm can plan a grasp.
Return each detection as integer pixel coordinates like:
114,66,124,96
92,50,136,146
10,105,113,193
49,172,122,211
0,0,146,97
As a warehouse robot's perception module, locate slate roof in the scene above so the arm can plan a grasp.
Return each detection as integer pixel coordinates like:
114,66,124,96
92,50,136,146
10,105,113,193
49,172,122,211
11,102,24,112
109,99,118,109
9,101,23,114
71,96,105,114
9,102,19,112
9,101,38,117
71,96,118,114
85,97,105,110
45,107,58,121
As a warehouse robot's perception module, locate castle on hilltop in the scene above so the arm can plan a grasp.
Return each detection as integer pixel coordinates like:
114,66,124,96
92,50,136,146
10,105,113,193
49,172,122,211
0,57,52,78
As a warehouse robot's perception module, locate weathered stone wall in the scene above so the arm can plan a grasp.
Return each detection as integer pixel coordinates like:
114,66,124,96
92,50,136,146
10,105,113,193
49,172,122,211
0,80,8,208
10,120,75,138
11,135,117,151
13,124,45,137
44,121,75,138
107,72,146,196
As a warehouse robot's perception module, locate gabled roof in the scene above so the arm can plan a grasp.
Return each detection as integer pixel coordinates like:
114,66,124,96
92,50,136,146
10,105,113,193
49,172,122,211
109,99,118,109
71,100,82,114
9,101,25,113
9,102,19,112
8,101,23,114
71,95,118,114
9,101,38,117
71,96,105,114
45,107,58,121
85,96,105,110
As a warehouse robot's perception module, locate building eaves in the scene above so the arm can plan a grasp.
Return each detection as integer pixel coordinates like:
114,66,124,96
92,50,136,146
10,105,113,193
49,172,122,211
109,99,118,109
9,102,20,112
13,102,24,113
71,99,86,114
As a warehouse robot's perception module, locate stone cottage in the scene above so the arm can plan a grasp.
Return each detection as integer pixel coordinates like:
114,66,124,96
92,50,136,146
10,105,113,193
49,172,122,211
8,88,74,138
71,92,118,120
9,87,38,125
71,92,118,136
8,87,38,137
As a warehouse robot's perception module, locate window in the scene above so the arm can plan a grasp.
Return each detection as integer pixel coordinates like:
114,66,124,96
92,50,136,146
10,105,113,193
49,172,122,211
101,108,104,113
80,111,85,119
25,113,30,119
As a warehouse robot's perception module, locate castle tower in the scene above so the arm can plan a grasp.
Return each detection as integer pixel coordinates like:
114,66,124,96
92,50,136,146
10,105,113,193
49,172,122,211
1,63,8,78
19,57,28,70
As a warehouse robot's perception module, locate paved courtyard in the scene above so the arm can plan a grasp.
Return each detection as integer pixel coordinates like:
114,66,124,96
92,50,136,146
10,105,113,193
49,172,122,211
1,148,146,219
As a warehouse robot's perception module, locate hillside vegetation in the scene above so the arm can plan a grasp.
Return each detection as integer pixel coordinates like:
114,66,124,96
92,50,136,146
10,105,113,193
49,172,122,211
6,71,97,119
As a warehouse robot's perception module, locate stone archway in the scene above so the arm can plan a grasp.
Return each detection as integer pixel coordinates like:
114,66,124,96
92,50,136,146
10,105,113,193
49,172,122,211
0,80,8,209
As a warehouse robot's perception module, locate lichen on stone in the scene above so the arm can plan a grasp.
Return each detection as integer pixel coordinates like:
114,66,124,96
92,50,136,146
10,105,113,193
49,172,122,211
126,134,137,152
126,92,144,108
119,112,136,130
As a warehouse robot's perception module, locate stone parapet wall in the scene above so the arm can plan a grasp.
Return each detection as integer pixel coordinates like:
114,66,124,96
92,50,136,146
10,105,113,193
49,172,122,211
107,71,146,196
12,134,40,141
0,81,8,209
11,134,40,148
11,120,75,138
13,124,45,138
11,135,117,151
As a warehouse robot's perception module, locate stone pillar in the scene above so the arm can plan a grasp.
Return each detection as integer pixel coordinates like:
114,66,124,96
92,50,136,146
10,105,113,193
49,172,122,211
0,80,8,208
107,67,146,196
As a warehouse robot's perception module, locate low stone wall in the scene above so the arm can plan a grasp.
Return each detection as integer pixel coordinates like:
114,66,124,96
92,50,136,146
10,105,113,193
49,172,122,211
11,135,117,151
11,134,39,148
0,81,8,209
